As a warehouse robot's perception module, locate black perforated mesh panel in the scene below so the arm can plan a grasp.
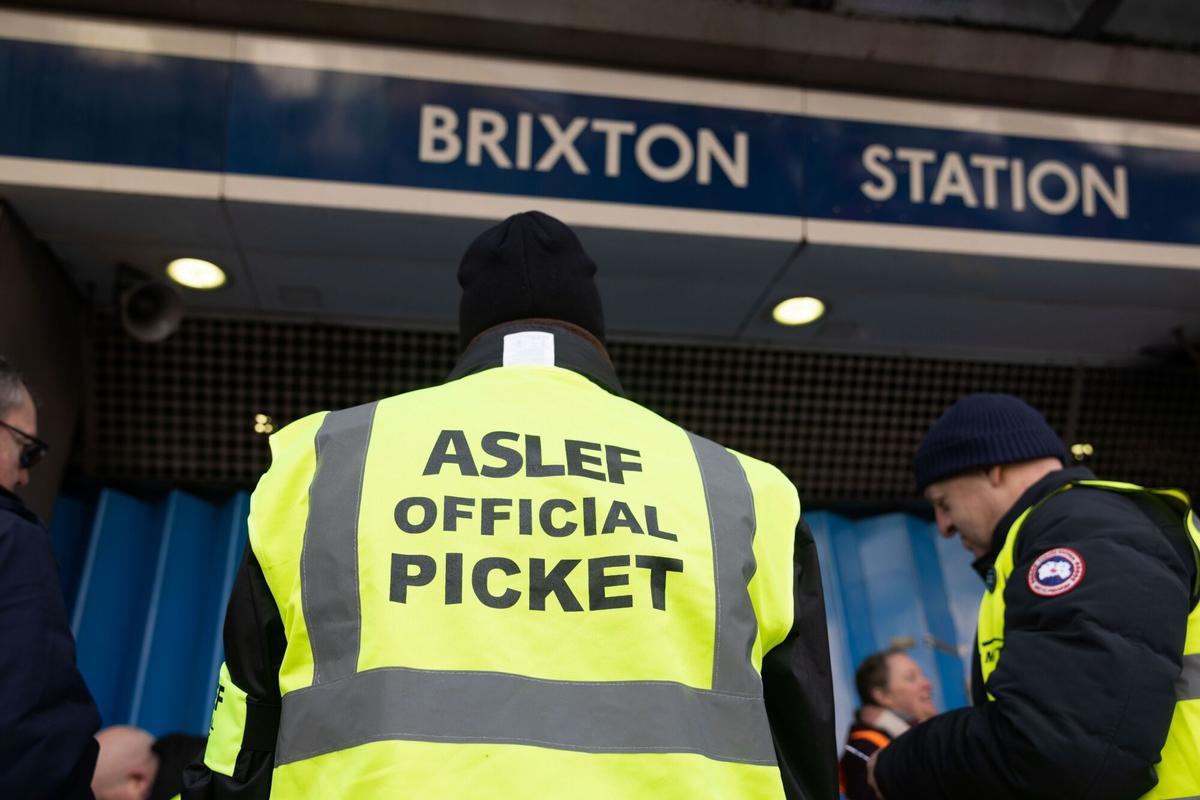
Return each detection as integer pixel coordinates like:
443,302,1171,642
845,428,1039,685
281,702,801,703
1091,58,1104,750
1076,368,1200,494
83,315,1200,504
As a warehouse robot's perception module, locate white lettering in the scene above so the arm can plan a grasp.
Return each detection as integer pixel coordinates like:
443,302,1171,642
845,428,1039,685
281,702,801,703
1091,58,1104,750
696,129,748,187
1081,164,1128,219
515,112,534,171
635,124,695,183
590,118,636,178
1027,160,1079,215
419,105,753,189
854,145,1128,219
536,115,590,174
1010,158,1027,212
418,105,461,164
895,147,937,203
860,144,896,202
968,154,1008,209
930,151,978,207
466,109,512,169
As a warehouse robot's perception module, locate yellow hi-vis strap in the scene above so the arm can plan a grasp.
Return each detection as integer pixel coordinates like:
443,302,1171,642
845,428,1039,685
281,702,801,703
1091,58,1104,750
276,404,776,766
203,662,248,777
1143,614,1200,800
976,499,1043,698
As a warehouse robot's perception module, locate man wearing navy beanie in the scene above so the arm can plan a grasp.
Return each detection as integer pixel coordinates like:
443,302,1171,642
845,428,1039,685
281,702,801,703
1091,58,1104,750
868,394,1199,800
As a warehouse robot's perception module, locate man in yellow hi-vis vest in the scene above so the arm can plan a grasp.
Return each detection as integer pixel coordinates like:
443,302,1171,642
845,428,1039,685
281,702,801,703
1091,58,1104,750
183,211,838,799
869,393,1199,800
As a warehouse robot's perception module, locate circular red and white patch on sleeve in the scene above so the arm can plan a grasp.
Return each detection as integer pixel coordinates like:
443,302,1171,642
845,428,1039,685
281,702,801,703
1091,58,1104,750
1027,548,1086,597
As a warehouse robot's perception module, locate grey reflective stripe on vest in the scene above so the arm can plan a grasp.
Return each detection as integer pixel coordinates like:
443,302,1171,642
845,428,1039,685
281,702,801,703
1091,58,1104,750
276,666,777,765
300,402,378,685
284,420,772,765
687,432,762,696
1178,653,1200,702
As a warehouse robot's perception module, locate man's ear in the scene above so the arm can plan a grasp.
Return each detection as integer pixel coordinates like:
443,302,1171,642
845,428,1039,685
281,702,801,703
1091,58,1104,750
131,766,154,798
870,686,888,707
986,465,1004,487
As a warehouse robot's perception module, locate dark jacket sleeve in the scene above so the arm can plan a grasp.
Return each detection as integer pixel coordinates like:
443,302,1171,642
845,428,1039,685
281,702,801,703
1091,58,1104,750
0,509,100,800
762,518,839,800
183,545,285,800
840,732,886,800
875,489,1194,800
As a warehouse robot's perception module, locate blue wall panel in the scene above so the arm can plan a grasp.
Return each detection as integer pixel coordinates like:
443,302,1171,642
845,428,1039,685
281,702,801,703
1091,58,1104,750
824,513,877,673
936,530,989,660
48,493,92,613
59,489,250,734
807,513,858,750
200,494,250,732
71,490,168,727
806,510,982,745
133,492,244,736
856,514,946,710
906,516,970,710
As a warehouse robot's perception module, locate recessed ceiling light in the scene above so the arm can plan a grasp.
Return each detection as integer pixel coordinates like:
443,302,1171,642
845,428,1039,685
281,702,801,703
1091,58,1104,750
166,257,226,290
771,296,826,326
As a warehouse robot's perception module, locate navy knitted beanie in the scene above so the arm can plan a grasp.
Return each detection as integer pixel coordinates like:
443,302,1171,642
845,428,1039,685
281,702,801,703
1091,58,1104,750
914,393,1068,490
458,211,605,349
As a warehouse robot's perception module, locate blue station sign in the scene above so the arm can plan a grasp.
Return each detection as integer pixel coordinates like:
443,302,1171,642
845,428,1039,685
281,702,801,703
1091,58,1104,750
1,9,1198,264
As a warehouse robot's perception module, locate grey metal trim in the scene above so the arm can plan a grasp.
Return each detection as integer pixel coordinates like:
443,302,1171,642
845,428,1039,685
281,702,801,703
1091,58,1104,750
687,432,761,697
300,402,378,685
1177,652,1200,702
276,666,777,766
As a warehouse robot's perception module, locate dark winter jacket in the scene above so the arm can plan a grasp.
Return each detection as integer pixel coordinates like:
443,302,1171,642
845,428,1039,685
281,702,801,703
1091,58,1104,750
0,486,101,800
874,467,1197,800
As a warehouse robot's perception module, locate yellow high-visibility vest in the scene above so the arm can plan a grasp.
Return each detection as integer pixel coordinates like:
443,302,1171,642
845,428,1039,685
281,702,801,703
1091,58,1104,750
208,358,800,799
978,480,1200,799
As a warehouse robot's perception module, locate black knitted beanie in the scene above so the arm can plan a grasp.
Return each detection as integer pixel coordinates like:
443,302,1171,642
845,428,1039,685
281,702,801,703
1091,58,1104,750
458,211,605,349
914,393,1068,490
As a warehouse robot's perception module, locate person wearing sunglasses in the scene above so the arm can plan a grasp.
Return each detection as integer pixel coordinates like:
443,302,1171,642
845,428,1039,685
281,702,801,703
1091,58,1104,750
0,356,101,799
0,404,49,488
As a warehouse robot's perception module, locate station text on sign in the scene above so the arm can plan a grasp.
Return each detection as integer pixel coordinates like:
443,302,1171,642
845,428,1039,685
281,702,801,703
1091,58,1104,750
859,144,1129,219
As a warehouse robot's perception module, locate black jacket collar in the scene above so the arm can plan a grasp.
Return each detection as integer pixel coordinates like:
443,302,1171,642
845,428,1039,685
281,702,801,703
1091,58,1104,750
0,484,40,526
448,322,625,397
972,466,1095,579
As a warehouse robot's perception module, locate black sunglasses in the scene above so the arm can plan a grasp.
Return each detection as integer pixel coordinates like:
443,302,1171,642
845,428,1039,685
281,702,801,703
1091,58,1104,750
0,419,49,469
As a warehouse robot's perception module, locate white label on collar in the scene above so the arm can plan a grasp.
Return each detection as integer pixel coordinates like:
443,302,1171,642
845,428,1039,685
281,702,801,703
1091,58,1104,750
503,331,555,367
